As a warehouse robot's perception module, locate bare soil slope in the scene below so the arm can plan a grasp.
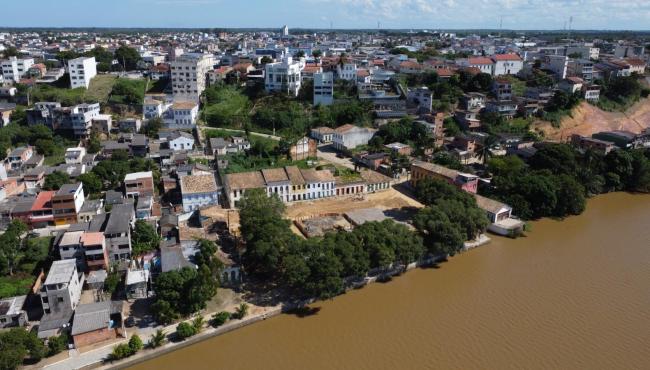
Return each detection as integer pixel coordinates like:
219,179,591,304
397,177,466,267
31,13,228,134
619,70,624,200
534,98,650,141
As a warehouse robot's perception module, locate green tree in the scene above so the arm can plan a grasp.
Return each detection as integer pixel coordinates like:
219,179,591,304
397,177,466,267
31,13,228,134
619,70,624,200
42,171,70,191
77,172,102,196
413,207,465,256
132,220,161,256
87,134,101,154
114,46,142,71
0,328,46,370
46,333,68,357
175,322,197,340
233,303,249,320
0,220,28,276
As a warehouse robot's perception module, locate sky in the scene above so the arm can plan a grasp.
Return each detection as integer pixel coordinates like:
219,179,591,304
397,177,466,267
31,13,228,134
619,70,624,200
3,0,650,30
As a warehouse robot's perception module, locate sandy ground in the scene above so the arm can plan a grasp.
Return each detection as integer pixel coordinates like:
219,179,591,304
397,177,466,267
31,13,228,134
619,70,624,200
535,98,650,141
285,186,424,220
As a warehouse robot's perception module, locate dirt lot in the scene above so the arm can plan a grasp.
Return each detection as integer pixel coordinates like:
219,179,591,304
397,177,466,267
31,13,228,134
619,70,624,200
535,98,650,141
285,186,424,220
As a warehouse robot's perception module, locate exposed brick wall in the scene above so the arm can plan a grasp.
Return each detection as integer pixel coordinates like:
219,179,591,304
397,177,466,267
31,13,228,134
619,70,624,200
73,327,116,348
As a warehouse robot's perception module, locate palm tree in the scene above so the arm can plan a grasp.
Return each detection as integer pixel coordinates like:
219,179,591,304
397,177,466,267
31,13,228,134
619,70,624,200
148,329,166,349
477,135,498,164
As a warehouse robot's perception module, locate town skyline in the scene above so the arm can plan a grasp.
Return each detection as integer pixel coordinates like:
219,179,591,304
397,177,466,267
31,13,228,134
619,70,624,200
4,0,650,31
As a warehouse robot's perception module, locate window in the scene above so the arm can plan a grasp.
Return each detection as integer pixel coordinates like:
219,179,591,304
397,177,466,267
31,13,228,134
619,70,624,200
57,297,64,303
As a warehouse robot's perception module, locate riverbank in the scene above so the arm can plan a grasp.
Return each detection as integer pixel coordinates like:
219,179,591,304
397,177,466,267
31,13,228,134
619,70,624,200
100,249,466,370
129,192,650,370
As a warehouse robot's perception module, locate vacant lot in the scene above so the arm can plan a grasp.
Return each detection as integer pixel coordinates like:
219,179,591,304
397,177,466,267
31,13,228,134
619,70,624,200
86,74,117,103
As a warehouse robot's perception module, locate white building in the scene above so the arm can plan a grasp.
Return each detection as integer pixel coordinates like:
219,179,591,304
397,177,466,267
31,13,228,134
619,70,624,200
68,57,97,89
566,45,600,60
68,103,101,138
491,54,523,76
332,124,377,151
1,56,35,82
165,101,199,129
180,174,220,212
282,25,289,37
542,55,569,80
168,131,195,151
313,72,334,106
65,147,86,164
40,259,82,316
264,55,304,96
171,53,214,103
337,63,357,81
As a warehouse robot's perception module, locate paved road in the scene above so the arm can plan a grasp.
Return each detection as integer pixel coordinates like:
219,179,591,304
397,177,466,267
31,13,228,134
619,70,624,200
317,144,356,170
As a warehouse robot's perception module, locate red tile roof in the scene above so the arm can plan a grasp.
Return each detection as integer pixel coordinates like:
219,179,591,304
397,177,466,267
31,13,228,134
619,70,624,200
492,53,521,61
30,191,55,212
468,57,494,65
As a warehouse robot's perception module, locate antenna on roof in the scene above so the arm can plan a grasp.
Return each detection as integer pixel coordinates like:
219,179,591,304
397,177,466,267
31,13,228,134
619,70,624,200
499,16,503,37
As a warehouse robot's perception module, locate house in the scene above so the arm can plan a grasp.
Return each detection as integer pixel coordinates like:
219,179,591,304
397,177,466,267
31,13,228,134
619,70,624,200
29,190,55,228
180,174,220,212
80,232,109,271
166,101,199,129
58,231,85,268
332,124,377,151
208,66,233,85
265,55,305,96
104,204,134,262
570,134,616,155
0,295,27,328
65,147,86,164
385,142,412,156
68,57,97,89
407,87,433,113
357,152,388,170
124,171,154,198
7,146,33,170
461,56,494,75
337,62,358,80
135,196,153,219
559,77,584,94
40,259,83,316
77,199,103,223
0,103,16,127
168,131,195,151
71,301,125,348
91,114,112,134
398,60,422,74
126,269,150,300
410,161,478,194
118,118,141,133
52,183,85,226
23,167,46,189
486,100,518,119
310,127,335,143
491,54,523,76
289,137,317,161
474,194,524,236
208,136,250,156
592,130,638,149
583,84,601,102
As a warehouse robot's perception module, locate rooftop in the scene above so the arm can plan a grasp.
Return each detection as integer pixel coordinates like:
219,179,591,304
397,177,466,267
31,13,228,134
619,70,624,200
44,259,76,286
124,171,153,182
181,174,218,194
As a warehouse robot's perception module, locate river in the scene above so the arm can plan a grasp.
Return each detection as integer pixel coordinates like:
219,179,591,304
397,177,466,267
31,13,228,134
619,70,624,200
131,192,650,370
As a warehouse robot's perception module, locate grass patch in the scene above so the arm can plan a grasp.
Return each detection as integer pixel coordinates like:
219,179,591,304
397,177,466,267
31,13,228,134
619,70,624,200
109,78,148,105
0,275,35,299
86,74,118,103
44,154,65,166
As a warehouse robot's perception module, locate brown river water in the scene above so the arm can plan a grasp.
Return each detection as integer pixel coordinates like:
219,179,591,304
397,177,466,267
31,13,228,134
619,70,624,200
131,192,650,370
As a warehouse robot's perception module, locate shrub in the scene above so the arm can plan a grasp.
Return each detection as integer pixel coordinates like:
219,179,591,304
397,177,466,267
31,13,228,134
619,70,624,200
109,343,133,361
211,311,231,328
233,303,249,320
128,334,143,353
191,316,205,333
147,329,166,349
175,322,197,340
47,333,68,357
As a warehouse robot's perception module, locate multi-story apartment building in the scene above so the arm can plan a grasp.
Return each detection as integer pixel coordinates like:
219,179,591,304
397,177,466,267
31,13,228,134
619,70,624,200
170,53,214,103
567,59,595,83
313,72,334,106
264,55,304,96
566,45,600,60
1,56,35,82
104,204,134,262
124,171,154,198
26,102,61,128
80,232,109,271
68,57,97,89
52,183,85,226
542,55,569,80
40,259,82,316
